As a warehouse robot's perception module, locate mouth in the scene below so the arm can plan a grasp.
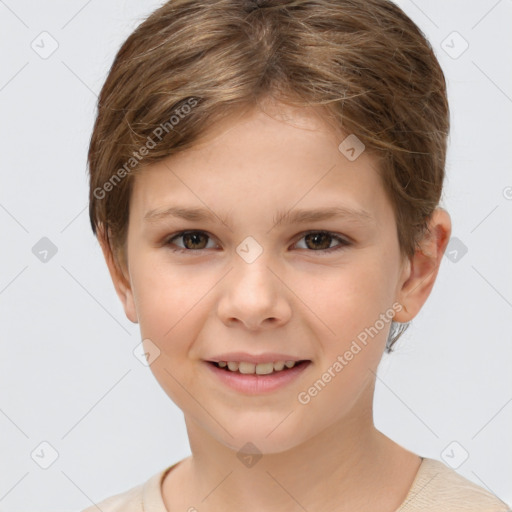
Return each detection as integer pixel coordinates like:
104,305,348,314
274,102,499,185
207,359,311,375
204,359,311,394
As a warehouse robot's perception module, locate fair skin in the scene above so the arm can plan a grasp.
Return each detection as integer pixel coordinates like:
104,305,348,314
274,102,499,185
99,100,451,512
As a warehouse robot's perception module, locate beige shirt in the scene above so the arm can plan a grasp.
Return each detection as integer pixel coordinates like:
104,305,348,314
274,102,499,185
80,457,511,511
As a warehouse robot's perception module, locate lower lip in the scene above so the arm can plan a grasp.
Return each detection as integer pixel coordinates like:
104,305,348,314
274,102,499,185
204,361,311,394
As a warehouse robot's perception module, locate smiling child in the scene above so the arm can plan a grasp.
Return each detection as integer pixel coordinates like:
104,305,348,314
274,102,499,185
82,1,510,511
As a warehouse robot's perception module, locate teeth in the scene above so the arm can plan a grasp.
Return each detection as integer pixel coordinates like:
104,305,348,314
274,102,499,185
216,360,299,374
273,361,285,371
239,362,258,374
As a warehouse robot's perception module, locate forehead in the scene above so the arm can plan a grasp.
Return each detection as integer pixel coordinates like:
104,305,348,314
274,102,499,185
128,102,390,229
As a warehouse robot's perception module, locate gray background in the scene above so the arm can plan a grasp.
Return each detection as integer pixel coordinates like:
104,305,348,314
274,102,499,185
0,0,511,510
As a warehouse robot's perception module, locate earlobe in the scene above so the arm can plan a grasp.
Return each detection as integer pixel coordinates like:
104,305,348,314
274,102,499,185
97,225,139,324
394,208,452,323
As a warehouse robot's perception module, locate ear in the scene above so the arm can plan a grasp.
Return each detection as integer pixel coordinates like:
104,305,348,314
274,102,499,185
394,207,452,323
97,225,138,324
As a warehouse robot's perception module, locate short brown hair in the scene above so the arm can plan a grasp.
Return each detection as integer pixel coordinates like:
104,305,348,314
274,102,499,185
88,0,449,351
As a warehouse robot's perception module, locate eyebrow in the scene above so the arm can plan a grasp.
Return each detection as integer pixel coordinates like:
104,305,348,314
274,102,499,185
143,205,373,227
271,205,373,227
144,206,233,225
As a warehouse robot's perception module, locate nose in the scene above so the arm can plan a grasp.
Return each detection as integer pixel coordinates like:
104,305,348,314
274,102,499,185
216,252,292,331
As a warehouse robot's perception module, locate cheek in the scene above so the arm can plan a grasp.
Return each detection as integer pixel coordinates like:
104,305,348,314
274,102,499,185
298,257,396,341
132,261,211,408
130,256,204,348
294,266,391,419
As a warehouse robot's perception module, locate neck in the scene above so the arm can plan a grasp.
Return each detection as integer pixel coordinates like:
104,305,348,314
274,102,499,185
164,386,421,512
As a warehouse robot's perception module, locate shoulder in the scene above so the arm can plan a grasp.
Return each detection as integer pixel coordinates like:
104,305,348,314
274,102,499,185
397,457,511,512
79,480,145,512
79,483,143,512
79,466,168,512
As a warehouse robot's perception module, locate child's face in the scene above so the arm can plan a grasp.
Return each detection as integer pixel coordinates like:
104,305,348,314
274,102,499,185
114,102,413,453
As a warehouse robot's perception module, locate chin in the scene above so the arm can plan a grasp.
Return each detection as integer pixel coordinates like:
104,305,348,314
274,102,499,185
214,424,312,456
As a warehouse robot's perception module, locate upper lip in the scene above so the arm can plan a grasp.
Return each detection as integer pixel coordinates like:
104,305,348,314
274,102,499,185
206,352,309,364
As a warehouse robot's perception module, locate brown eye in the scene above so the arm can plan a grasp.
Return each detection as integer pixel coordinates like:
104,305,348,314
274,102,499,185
304,232,332,250
181,232,208,249
295,231,350,253
166,231,216,252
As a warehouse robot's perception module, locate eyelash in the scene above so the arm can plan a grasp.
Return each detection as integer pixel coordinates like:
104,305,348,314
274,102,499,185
164,230,352,255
